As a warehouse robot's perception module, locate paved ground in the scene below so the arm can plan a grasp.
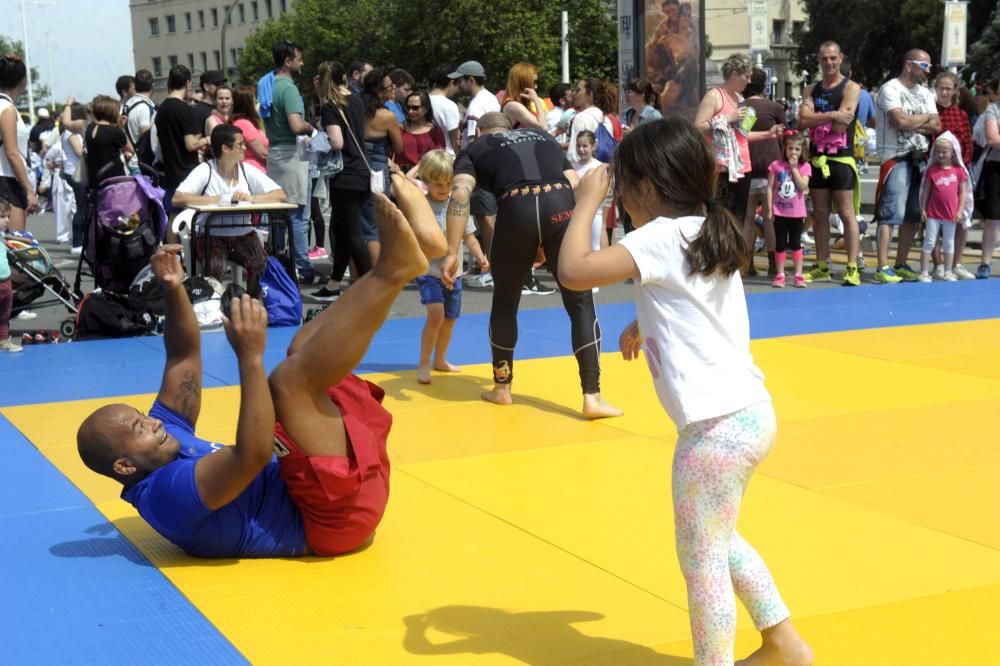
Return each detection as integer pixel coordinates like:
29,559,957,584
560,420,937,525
9,204,996,338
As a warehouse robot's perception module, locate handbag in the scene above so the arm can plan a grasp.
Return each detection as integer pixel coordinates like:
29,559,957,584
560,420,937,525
259,256,302,326
337,105,381,193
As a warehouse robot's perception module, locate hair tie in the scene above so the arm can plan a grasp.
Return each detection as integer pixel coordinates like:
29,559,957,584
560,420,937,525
705,197,719,210
4,53,22,63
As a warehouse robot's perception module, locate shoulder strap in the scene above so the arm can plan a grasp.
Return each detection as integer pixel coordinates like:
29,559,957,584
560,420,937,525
336,104,373,174
198,162,215,196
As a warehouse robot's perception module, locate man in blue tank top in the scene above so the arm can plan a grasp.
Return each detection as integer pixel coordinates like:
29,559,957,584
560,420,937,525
76,181,446,558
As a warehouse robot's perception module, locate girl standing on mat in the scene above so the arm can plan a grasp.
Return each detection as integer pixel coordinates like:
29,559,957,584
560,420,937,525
558,117,814,666
766,131,811,288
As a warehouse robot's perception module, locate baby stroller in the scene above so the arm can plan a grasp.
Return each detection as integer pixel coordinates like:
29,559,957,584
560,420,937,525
74,163,168,296
4,232,81,338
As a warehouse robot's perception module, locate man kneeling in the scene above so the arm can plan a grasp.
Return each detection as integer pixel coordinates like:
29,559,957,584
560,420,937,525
77,178,445,558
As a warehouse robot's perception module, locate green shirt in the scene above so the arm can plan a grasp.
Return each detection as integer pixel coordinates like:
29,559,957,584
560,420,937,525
264,75,304,146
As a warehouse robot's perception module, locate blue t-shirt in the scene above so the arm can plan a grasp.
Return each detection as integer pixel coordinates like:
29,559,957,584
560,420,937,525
385,99,405,124
122,400,306,558
857,89,875,127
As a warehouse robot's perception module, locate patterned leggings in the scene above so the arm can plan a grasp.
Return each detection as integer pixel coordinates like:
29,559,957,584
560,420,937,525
672,401,790,666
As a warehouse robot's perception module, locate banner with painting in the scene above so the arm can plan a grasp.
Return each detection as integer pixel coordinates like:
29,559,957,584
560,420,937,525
636,0,705,121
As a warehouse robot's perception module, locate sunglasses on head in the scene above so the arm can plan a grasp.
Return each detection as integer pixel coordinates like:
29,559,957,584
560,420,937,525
909,60,932,71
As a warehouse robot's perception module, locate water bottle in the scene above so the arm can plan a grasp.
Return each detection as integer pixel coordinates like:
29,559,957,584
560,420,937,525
739,105,757,134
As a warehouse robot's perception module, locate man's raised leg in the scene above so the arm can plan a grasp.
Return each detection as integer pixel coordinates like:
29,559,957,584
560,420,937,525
268,193,441,456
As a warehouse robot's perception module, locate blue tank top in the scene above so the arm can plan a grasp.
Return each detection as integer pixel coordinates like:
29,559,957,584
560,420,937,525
122,401,306,558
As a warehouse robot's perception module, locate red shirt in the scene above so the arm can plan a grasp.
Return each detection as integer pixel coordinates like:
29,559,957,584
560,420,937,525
935,103,973,167
397,125,445,169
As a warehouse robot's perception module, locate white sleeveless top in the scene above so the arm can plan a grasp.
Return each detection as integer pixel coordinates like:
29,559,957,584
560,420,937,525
0,93,29,178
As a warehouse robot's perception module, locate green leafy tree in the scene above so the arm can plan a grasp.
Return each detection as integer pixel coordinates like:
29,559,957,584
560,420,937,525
966,3,1000,83
0,34,51,105
238,0,616,100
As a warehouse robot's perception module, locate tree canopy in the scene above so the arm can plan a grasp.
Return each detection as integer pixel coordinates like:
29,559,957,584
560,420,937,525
0,35,51,105
796,0,996,88
238,0,617,97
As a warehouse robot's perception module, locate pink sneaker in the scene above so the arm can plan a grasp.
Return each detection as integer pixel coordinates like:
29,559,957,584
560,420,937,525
794,274,807,288
771,273,786,288
307,246,328,261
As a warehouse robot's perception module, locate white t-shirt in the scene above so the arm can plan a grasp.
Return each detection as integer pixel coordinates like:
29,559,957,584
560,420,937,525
462,88,501,149
973,103,1000,163
61,129,81,176
0,94,29,178
177,160,282,236
123,94,155,145
618,216,770,430
568,106,612,163
425,195,475,276
546,106,564,132
875,77,937,161
429,93,461,156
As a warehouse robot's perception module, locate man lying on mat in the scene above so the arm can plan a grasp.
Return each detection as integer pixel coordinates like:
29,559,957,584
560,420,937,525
76,177,446,558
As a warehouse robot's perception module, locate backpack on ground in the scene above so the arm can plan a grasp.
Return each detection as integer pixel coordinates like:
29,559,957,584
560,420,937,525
75,290,156,339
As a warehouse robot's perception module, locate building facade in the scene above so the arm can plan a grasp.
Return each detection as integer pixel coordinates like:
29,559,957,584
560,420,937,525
129,0,293,101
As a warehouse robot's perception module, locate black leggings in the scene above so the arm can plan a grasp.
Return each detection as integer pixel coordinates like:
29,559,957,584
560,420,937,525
716,173,751,223
310,177,324,247
773,216,804,252
329,184,372,282
489,186,601,394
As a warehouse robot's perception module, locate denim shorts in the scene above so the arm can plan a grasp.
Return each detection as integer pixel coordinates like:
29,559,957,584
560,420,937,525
416,275,462,319
875,158,924,227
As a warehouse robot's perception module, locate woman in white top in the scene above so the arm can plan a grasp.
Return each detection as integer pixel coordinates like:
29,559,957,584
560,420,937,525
0,54,38,231
559,117,814,666
173,124,286,297
567,77,613,163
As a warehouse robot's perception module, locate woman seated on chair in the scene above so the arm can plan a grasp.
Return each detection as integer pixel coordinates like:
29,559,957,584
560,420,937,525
172,124,286,297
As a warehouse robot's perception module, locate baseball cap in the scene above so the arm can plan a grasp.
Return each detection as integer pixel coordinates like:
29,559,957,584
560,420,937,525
200,70,227,86
36,107,50,119
448,61,486,79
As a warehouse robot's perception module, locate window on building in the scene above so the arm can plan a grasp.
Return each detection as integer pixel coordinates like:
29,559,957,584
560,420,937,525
168,55,178,68
772,19,785,45
187,53,194,69
265,0,273,18
251,1,258,21
238,3,245,22
791,21,805,42
213,50,221,69
152,57,162,77
229,48,238,67
200,52,208,71
184,12,192,31
211,8,218,27
280,0,287,13
149,17,159,36
166,14,176,34
198,10,205,29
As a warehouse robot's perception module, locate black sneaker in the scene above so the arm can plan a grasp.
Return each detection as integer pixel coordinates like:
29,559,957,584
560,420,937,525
522,276,556,295
310,286,341,302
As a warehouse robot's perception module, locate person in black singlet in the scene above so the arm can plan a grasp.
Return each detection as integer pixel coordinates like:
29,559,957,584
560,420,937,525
441,112,622,419
797,40,863,287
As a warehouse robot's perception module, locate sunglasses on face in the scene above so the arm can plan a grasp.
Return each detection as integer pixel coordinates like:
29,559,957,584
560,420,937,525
909,60,932,71
406,105,422,111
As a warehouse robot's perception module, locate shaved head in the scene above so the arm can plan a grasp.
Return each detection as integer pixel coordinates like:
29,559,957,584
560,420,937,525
904,49,929,64
478,111,513,133
77,404,128,478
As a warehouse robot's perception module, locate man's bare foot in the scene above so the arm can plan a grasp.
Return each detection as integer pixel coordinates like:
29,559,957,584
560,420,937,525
736,620,814,666
482,384,513,405
432,361,461,373
582,392,623,419
416,366,432,384
391,173,448,259
373,194,428,282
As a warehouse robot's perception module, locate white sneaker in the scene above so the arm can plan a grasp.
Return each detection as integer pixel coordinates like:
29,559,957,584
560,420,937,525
800,232,815,247
465,272,493,288
917,273,932,283
943,272,958,282
953,264,976,280
932,265,945,280
752,237,766,253
70,246,83,256
15,310,38,321
0,337,23,353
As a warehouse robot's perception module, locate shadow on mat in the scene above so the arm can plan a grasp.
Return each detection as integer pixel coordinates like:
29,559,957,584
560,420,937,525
49,521,155,567
374,373,585,419
402,605,691,665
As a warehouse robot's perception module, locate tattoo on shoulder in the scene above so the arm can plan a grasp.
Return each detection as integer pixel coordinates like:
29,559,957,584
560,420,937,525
176,370,201,422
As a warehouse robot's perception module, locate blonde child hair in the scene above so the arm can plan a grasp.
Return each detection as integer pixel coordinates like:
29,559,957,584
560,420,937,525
417,150,454,185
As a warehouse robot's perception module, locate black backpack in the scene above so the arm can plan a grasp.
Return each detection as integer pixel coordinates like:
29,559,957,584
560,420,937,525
75,291,157,339
124,98,158,167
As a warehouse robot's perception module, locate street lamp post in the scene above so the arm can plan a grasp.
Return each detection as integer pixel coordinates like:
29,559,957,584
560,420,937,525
220,0,241,77
18,0,35,120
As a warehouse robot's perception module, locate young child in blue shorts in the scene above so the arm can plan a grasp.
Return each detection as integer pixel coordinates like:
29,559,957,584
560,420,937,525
414,150,488,384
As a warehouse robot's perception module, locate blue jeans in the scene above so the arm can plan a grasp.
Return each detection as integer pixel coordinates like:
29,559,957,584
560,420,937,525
875,157,924,228
290,179,314,279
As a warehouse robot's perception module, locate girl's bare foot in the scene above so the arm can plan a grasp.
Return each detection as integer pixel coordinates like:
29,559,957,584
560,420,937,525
416,366,432,384
482,384,513,405
432,361,461,373
582,392,623,419
736,619,814,666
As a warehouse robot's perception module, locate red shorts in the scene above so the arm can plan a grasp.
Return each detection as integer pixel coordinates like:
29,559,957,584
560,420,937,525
274,374,392,556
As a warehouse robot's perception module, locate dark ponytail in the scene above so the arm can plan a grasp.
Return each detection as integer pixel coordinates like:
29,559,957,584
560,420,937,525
613,116,749,277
